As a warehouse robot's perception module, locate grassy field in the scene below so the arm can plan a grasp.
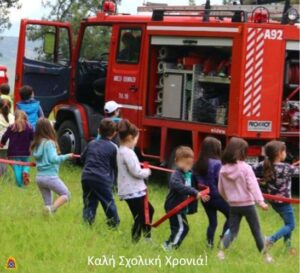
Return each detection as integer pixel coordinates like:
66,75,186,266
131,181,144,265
0,162,299,273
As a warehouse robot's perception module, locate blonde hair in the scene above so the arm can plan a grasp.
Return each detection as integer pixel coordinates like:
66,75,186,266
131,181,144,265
175,146,194,161
12,110,28,132
31,118,59,153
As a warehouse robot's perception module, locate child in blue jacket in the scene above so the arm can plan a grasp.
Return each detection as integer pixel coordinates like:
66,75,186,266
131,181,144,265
32,118,74,214
16,85,44,129
81,118,120,228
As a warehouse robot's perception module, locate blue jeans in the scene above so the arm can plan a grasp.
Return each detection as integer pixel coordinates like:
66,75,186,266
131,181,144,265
82,179,120,227
10,157,30,187
270,203,295,243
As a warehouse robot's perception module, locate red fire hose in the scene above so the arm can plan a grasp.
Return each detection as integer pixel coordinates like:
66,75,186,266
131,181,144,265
144,185,210,228
0,158,36,167
141,162,300,206
0,156,298,212
142,161,209,228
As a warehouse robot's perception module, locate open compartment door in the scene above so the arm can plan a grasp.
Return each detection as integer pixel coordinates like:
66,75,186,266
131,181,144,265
14,19,73,116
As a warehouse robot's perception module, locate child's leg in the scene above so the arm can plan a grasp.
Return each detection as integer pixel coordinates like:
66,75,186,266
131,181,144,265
126,198,143,242
92,182,119,227
0,150,7,175
0,163,7,176
21,157,30,174
36,177,53,206
166,213,189,249
217,198,230,238
244,205,265,252
82,180,99,225
45,176,70,211
142,198,154,239
21,157,30,185
10,157,23,187
202,202,217,246
270,203,295,244
222,207,242,249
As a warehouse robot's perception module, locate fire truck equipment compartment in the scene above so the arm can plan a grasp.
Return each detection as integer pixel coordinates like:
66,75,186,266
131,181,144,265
148,38,232,125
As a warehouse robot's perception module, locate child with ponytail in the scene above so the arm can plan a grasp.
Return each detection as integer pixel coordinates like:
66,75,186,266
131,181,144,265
117,119,154,243
254,140,299,254
1,110,33,186
0,99,14,175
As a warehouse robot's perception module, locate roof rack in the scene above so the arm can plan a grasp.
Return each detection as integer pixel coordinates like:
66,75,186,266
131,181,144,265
151,8,248,22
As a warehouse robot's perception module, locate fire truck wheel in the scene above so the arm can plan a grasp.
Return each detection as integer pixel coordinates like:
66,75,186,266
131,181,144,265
167,148,177,170
57,120,81,155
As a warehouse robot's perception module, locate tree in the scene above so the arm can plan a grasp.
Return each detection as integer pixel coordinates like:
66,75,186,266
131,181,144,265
42,0,121,37
27,1,121,62
189,0,196,5
0,0,21,33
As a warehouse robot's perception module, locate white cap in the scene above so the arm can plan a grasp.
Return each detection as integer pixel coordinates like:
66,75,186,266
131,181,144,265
104,100,122,114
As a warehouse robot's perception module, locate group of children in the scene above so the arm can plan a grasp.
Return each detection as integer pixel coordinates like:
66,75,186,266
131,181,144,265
0,83,298,263
79,112,299,263
0,84,43,186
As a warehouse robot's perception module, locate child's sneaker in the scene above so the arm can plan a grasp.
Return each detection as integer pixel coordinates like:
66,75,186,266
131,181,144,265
285,239,297,256
217,236,226,260
144,237,153,244
162,242,173,252
43,206,54,216
206,242,214,249
264,253,274,263
217,250,225,261
288,248,297,256
22,172,30,186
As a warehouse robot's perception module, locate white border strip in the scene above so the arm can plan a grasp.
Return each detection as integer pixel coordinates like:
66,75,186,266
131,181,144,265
121,104,143,111
151,36,232,46
147,26,239,33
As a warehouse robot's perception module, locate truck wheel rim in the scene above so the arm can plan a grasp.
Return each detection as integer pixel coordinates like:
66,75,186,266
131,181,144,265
60,129,76,153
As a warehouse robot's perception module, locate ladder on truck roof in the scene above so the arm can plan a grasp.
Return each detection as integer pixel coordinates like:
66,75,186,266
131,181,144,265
138,3,299,21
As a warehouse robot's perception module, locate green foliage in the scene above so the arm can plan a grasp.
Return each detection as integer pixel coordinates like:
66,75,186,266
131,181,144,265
24,0,119,63
189,0,196,6
26,25,56,63
223,0,232,4
79,25,112,60
42,0,117,39
0,0,20,33
0,162,299,272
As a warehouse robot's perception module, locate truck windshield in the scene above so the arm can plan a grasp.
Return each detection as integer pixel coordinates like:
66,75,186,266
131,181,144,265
76,25,112,111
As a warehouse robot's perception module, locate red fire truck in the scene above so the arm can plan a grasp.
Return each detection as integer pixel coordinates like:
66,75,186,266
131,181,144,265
14,3,299,165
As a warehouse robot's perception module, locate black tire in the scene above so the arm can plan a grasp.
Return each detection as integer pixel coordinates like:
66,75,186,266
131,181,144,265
165,148,179,180
167,148,177,171
57,120,81,155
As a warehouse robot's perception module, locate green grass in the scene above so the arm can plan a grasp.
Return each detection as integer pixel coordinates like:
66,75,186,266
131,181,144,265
0,162,299,273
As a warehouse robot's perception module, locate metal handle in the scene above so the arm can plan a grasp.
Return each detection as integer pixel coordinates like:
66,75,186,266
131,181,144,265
129,85,138,92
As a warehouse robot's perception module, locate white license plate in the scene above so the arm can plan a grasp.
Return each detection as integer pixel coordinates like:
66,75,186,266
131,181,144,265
246,156,259,166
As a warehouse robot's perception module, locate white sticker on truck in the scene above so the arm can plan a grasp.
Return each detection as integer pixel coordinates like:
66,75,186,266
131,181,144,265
248,120,272,132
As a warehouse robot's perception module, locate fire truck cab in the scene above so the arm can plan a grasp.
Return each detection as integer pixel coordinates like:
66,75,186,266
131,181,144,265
14,6,300,164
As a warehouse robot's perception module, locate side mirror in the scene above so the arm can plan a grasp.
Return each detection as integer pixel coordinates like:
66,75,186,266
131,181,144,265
43,32,55,55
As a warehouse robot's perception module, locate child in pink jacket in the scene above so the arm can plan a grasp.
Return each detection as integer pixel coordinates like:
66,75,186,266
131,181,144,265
217,137,272,263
